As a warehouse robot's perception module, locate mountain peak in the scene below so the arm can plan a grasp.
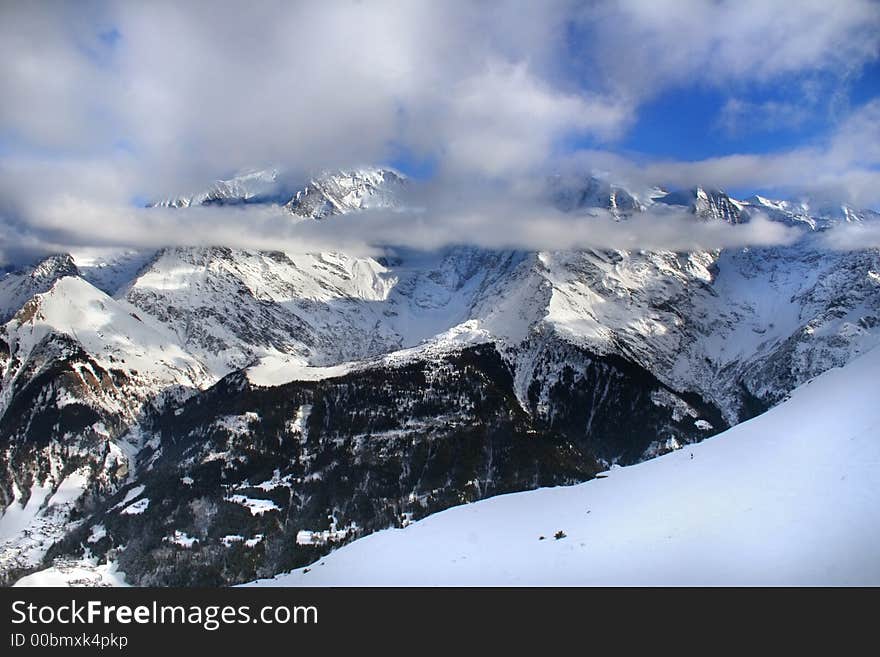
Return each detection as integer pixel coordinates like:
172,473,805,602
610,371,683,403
0,253,81,323
152,168,283,208
284,167,406,219
150,166,406,217
655,186,746,224
548,175,642,214
30,253,80,281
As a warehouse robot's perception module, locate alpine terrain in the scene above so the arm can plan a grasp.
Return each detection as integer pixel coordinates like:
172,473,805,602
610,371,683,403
2,168,879,586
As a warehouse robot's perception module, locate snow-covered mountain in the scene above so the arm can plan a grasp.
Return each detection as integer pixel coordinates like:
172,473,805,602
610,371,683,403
655,186,747,223
244,341,880,587
548,175,644,214
284,168,406,218
153,167,406,217
153,169,285,208
0,254,80,323
1,169,878,585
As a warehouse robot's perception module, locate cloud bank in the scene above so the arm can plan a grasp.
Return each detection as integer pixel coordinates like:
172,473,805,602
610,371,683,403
0,187,806,264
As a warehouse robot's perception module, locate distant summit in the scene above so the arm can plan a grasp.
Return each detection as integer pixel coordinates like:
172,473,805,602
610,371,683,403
152,167,406,218
284,168,406,219
153,168,284,208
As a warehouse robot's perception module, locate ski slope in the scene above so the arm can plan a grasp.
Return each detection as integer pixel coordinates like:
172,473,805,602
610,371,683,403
249,345,880,586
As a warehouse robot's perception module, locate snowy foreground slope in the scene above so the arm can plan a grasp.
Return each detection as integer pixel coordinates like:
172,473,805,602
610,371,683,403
248,345,880,587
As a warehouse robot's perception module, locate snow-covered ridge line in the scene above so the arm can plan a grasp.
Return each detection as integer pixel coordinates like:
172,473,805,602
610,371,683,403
152,168,283,208
149,166,879,223
246,320,491,387
151,166,405,216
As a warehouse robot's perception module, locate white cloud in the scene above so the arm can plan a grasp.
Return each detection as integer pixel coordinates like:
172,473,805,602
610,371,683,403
0,182,806,264
0,0,878,264
0,2,116,150
433,61,631,177
1,0,618,193
576,0,880,100
6,0,873,194
717,98,812,136
821,222,880,251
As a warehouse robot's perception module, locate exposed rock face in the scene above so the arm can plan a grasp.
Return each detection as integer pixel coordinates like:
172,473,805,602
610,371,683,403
46,342,721,585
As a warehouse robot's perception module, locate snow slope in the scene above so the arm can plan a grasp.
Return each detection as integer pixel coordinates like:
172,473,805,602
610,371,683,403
0,254,80,323
248,344,880,586
13,558,129,587
3,275,208,408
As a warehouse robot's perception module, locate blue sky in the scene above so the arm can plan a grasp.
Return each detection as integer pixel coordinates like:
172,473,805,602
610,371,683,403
616,61,880,161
